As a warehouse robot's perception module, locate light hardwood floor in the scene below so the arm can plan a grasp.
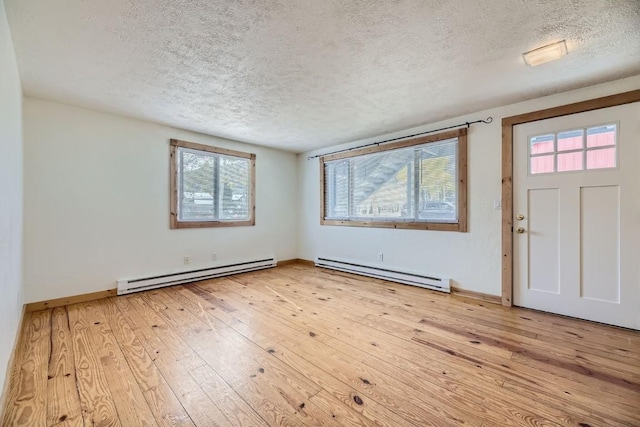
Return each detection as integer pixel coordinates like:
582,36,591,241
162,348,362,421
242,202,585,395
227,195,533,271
3,264,640,426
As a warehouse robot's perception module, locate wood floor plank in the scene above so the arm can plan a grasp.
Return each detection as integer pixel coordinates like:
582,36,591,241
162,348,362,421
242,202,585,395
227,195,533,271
276,266,639,397
142,382,194,427
167,286,417,427
47,307,83,427
114,295,205,373
308,389,404,427
301,273,640,378
75,301,158,427
5,264,640,426
2,310,51,426
150,287,324,400
102,298,165,392
282,266,635,345
143,289,336,427
201,278,568,427
220,272,640,426
128,295,208,372
113,295,232,427
67,303,121,427
195,280,518,426
206,277,506,390
188,364,270,427
99,354,157,427
279,271,640,415
288,266,640,360
102,297,194,426
142,347,231,427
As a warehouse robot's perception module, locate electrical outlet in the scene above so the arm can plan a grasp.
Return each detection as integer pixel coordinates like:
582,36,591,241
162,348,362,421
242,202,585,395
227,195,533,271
212,252,217,261
378,253,384,262
184,256,190,265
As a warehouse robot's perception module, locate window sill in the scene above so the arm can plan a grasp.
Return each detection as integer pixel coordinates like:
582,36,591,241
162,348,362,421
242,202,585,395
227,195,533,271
171,218,255,229
320,219,466,232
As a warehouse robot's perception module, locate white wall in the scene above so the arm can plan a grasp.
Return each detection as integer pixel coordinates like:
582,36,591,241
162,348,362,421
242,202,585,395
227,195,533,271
23,98,299,303
0,0,23,401
298,75,640,296
19,72,640,303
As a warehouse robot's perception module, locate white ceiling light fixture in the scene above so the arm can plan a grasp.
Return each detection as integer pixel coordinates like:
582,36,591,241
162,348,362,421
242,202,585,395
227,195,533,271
523,40,568,67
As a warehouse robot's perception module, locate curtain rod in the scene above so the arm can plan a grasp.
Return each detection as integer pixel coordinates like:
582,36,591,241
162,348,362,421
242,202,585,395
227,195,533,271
306,116,493,160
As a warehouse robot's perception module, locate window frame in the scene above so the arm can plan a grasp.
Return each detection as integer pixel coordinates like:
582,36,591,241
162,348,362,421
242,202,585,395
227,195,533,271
170,139,256,229
319,128,467,232
527,123,618,176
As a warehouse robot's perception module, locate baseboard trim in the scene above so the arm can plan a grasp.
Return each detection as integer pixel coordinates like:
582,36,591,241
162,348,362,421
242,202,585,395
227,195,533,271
277,259,302,266
25,289,117,313
297,259,315,266
451,286,501,305
0,305,26,421
277,258,315,267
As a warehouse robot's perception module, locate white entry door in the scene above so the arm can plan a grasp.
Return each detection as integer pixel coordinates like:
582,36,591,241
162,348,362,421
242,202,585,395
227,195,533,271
513,101,640,330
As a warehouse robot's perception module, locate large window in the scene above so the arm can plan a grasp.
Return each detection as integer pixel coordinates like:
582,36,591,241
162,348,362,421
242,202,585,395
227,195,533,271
170,139,255,228
321,129,467,231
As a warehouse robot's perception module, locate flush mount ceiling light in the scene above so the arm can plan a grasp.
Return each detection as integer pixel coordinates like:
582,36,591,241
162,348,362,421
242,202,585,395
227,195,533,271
523,40,568,66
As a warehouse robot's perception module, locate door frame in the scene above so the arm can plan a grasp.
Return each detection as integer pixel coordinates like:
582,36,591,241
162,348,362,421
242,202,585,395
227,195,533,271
501,89,640,306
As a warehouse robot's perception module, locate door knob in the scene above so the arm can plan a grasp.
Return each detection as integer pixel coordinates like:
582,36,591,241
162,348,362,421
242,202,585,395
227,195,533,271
515,227,525,234
516,214,525,221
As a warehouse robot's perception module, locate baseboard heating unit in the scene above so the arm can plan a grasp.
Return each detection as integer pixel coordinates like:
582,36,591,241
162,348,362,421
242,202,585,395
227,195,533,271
315,257,450,293
117,257,276,295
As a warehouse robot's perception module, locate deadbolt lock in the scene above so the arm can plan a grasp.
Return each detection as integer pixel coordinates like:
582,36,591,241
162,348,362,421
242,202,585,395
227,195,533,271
516,214,525,221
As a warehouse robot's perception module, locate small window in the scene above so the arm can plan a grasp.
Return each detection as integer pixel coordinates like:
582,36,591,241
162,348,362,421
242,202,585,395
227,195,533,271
321,129,467,232
170,139,255,228
529,124,617,174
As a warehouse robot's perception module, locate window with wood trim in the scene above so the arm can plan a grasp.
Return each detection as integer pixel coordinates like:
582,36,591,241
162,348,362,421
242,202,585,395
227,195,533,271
170,139,255,229
320,129,467,232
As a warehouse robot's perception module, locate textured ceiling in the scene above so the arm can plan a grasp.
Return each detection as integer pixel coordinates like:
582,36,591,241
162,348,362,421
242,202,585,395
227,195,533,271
5,0,640,152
